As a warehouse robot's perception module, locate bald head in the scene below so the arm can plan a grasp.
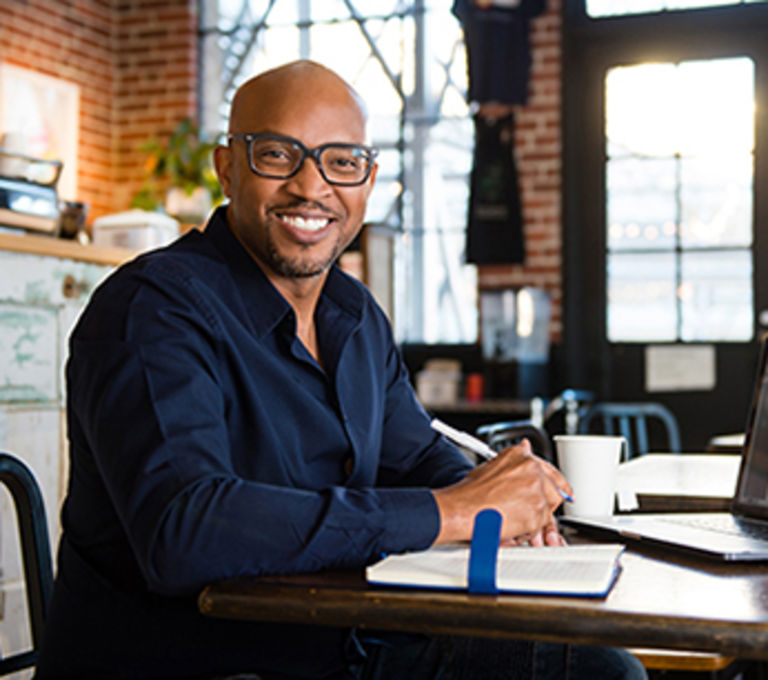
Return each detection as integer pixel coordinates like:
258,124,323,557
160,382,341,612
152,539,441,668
229,60,368,137
213,59,378,289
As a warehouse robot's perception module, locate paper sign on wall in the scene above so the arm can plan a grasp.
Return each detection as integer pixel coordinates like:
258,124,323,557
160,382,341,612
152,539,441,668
645,344,716,392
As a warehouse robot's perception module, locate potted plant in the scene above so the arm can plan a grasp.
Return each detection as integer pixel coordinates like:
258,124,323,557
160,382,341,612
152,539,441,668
132,118,223,223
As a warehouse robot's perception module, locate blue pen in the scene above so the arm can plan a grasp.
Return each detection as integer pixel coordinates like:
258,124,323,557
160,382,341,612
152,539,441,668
429,417,573,502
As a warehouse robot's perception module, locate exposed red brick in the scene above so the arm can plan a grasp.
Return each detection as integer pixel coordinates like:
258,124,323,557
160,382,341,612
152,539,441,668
0,0,195,222
478,0,563,341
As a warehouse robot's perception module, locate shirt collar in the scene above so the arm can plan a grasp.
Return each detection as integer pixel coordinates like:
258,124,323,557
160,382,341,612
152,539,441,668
203,206,366,337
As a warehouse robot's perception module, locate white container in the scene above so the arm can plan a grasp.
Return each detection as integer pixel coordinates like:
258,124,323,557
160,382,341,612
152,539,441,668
92,209,179,251
416,369,461,406
415,358,462,406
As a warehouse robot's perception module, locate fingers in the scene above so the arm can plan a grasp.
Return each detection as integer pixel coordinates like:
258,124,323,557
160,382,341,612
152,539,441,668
528,530,544,547
512,519,567,547
432,441,574,545
544,519,567,546
539,456,574,501
496,439,574,503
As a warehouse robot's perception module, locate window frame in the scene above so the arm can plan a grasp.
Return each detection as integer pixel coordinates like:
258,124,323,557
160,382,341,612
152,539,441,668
561,0,768,385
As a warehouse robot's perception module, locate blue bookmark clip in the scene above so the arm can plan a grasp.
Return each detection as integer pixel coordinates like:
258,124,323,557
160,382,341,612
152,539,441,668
467,508,502,595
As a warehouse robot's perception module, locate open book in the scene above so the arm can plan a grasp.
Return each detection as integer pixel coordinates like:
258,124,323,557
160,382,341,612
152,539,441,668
366,543,625,597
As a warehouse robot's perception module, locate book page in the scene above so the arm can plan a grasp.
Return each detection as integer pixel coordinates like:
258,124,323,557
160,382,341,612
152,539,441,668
366,544,624,596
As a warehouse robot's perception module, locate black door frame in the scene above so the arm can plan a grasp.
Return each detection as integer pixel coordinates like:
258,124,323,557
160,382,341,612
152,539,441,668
561,1,768,448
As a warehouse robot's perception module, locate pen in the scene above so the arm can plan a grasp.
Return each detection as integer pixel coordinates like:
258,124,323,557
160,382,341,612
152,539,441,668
430,417,498,461
429,417,574,502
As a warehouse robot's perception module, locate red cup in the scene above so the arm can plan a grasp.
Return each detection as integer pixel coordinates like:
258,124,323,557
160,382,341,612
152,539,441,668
465,373,484,403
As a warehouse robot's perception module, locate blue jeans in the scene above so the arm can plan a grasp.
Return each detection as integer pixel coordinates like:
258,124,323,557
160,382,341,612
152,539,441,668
533,642,648,680
344,632,648,680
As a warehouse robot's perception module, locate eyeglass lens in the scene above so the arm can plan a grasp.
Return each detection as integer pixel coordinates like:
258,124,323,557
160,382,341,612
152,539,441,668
249,137,372,184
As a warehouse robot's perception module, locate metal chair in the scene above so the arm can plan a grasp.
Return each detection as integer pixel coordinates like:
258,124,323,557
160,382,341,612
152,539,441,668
577,401,682,460
0,452,54,675
475,420,554,463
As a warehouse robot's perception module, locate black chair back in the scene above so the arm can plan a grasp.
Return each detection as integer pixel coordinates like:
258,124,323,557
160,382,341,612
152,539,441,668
0,452,53,675
476,420,554,463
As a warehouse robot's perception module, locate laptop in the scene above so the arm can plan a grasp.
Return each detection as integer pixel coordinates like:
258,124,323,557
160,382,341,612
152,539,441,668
559,337,768,562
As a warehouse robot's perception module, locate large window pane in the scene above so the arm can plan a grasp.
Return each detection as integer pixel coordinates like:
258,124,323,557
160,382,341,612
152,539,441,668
607,158,677,251
607,252,677,342
604,56,755,342
676,59,755,156
680,154,752,248
606,64,679,158
680,250,753,340
588,0,766,17
588,0,664,15
398,117,476,343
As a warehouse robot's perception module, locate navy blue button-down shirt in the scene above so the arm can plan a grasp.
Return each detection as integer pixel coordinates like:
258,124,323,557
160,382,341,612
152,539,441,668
38,207,473,678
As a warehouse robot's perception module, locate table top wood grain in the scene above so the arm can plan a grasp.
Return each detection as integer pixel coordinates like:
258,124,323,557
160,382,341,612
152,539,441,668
198,539,768,661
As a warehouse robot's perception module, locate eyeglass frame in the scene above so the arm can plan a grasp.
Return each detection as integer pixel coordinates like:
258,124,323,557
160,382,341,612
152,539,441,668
227,132,379,187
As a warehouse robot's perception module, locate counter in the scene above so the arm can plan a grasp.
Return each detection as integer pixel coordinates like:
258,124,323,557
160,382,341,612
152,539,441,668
0,229,137,266
0,229,134,656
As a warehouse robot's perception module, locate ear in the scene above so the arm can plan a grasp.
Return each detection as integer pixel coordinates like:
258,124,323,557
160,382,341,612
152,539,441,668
213,145,233,198
363,161,378,199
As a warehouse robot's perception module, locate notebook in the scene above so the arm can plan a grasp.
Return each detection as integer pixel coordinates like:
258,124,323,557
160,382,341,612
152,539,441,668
559,337,768,562
367,505,624,596
366,543,625,597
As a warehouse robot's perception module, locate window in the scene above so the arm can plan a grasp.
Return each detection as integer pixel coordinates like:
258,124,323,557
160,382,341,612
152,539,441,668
604,57,755,341
199,0,477,343
587,0,766,17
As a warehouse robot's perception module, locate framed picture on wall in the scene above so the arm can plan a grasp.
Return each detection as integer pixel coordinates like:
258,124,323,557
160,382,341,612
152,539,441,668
0,63,80,200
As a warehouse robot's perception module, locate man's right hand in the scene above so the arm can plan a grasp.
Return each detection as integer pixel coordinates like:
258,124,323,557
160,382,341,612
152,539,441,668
431,439,572,546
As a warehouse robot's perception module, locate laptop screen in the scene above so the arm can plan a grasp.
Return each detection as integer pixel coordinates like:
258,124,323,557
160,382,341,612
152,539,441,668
733,338,768,518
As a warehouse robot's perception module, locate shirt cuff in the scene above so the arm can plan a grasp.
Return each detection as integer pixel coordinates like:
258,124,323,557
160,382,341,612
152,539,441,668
377,487,441,554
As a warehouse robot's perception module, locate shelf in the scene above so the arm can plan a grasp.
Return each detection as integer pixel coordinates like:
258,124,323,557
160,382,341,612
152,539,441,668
423,399,531,414
0,229,138,266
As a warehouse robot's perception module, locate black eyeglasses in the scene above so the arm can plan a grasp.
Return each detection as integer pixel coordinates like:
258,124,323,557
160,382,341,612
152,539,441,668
228,133,378,187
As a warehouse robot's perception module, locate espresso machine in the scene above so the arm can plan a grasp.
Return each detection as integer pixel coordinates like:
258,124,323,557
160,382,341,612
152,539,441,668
0,147,62,235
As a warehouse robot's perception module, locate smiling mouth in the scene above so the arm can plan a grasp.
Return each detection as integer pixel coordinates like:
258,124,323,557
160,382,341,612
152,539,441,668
277,213,333,232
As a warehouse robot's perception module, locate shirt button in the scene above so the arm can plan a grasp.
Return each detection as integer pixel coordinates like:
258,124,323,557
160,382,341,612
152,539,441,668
344,457,354,477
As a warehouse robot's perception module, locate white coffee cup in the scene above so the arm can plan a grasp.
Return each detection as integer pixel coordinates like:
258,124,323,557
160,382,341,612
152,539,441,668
554,434,626,517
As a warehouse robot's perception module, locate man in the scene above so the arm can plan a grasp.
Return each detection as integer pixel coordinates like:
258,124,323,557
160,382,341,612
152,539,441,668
36,61,645,679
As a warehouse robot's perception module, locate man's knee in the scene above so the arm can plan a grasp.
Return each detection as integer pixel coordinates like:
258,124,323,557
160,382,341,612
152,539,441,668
535,643,648,680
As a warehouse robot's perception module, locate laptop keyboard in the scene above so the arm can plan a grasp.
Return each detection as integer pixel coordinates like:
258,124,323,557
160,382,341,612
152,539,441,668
662,515,768,541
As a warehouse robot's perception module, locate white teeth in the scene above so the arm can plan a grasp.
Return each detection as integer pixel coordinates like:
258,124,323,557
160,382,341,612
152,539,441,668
281,214,330,232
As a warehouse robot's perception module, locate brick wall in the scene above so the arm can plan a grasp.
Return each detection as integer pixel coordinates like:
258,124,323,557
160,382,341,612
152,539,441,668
0,0,116,219
112,0,198,212
0,0,198,224
477,0,563,341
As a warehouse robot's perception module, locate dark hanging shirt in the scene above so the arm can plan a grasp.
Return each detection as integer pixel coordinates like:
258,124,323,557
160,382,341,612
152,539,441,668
36,206,472,679
466,113,525,264
452,0,547,105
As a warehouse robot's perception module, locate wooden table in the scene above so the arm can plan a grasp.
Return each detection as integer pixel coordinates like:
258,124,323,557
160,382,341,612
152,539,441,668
198,541,768,661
